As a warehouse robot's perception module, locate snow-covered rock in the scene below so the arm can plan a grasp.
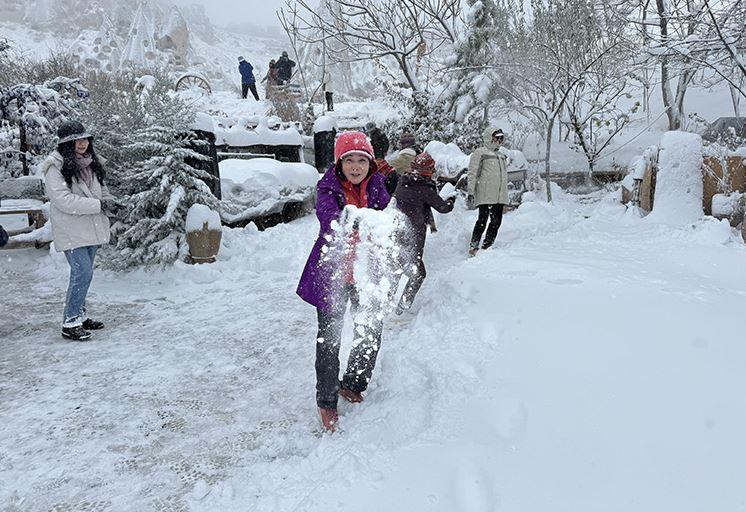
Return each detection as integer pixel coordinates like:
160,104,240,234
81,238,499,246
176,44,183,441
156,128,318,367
711,192,745,218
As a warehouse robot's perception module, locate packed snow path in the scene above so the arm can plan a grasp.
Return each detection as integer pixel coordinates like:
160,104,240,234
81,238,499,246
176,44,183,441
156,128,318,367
2,191,745,512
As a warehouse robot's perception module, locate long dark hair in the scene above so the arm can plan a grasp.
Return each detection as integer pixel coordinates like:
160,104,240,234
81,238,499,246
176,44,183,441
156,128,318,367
57,138,106,188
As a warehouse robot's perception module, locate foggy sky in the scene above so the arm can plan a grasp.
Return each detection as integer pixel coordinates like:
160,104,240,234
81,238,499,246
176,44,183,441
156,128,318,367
172,0,288,29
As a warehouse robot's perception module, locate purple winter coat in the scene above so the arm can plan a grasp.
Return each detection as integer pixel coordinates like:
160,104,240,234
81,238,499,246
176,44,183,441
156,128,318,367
297,165,391,312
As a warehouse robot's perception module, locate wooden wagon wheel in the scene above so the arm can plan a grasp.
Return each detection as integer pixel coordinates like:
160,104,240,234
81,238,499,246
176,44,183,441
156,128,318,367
175,73,212,94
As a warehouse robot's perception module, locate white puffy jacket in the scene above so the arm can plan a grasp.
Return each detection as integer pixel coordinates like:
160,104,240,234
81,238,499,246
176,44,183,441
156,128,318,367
42,151,111,252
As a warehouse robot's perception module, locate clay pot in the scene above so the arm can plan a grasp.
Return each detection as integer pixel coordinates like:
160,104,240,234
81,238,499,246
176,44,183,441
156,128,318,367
186,222,222,263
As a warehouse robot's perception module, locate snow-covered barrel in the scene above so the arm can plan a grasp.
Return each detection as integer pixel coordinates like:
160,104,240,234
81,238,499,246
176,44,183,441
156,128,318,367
185,204,222,263
313,115,337,172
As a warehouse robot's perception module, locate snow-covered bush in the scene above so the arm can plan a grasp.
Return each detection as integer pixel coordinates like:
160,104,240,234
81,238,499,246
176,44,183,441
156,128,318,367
0,80,79,178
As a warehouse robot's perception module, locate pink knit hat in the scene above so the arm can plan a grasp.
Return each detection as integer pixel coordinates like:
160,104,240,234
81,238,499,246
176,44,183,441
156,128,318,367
334,131,375,163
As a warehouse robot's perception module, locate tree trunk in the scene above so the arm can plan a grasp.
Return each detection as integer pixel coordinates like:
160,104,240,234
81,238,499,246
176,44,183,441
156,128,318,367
19,120,29,177
729,83,741,118
544,119,554,203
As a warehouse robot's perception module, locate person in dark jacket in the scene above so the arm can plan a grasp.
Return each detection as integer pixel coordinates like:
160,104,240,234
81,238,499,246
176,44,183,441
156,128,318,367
238,56,259,100
0,224,8,248
297,131,391,433
275,51,296,85
366,122,390,160
393,152,455,313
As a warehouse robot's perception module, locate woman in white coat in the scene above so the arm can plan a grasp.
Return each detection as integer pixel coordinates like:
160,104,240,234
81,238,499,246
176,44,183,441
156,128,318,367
42,120,115,341
466,127,509,256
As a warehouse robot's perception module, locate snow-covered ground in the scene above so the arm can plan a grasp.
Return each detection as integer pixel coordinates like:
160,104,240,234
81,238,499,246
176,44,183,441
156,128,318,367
2,190,745,511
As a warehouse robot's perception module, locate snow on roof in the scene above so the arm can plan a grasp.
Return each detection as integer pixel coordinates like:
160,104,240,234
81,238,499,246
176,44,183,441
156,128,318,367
216,118,303,147
194,112,215,133
647,131,703,225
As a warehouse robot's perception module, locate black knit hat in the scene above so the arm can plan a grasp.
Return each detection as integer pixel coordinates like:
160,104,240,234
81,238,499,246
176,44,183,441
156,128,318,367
57,120,92,144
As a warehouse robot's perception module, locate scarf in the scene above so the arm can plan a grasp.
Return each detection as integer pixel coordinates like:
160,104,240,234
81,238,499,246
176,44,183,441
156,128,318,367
75,153,94,188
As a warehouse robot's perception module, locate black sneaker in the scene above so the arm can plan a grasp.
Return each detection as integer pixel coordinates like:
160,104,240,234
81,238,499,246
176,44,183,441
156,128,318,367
61,326,92,341
82,319,104,330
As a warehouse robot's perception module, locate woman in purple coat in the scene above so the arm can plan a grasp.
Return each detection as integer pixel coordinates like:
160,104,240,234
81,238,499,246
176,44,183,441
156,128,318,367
297,131,391,432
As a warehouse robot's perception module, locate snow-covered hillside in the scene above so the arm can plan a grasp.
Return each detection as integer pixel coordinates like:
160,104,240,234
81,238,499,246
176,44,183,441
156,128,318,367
2,190,745,511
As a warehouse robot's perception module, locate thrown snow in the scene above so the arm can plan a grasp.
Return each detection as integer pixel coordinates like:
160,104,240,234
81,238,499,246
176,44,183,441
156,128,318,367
646,131,703,225
186,204,221,232
439,183,457,200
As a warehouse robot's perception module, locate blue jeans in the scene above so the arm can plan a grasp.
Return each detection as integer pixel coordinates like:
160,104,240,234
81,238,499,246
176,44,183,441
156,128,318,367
63,245,98,327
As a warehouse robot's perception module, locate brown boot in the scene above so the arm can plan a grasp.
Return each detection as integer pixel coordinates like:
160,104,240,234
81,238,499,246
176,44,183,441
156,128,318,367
339,386,364,403
468,247,479,257
319,407,338,432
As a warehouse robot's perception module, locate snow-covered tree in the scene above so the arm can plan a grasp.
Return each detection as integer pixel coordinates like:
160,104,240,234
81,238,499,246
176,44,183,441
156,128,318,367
80,70,192,196
490,0,626,200
623,0,745,129
111,126,217,268
284,0,460,92
0,80,79,177
443,0,513,126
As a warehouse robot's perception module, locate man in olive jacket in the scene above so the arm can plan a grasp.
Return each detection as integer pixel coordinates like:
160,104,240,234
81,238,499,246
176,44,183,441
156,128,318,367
467,127,509,256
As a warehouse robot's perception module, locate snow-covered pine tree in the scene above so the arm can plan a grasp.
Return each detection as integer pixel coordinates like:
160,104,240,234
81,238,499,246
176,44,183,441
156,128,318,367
111,126,217,268
81,70,191,197
443,0,513,135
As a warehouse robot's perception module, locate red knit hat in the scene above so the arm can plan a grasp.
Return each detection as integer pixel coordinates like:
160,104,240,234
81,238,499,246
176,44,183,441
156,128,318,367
334,131,375,163
411,152,436,176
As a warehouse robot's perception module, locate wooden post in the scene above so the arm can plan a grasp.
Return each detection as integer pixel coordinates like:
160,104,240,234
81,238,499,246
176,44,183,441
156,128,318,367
18,98,29,176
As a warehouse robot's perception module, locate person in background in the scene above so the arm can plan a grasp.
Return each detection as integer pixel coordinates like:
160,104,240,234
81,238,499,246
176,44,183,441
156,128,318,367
42,120,117,341
261,59,278,84
388,132,418,175
393,152,455,313
365,122,389,160
467,127,509,257
275,51,296,85
238,56,260,101
386,132,420,195
296,131,391,433
322,67,334,112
